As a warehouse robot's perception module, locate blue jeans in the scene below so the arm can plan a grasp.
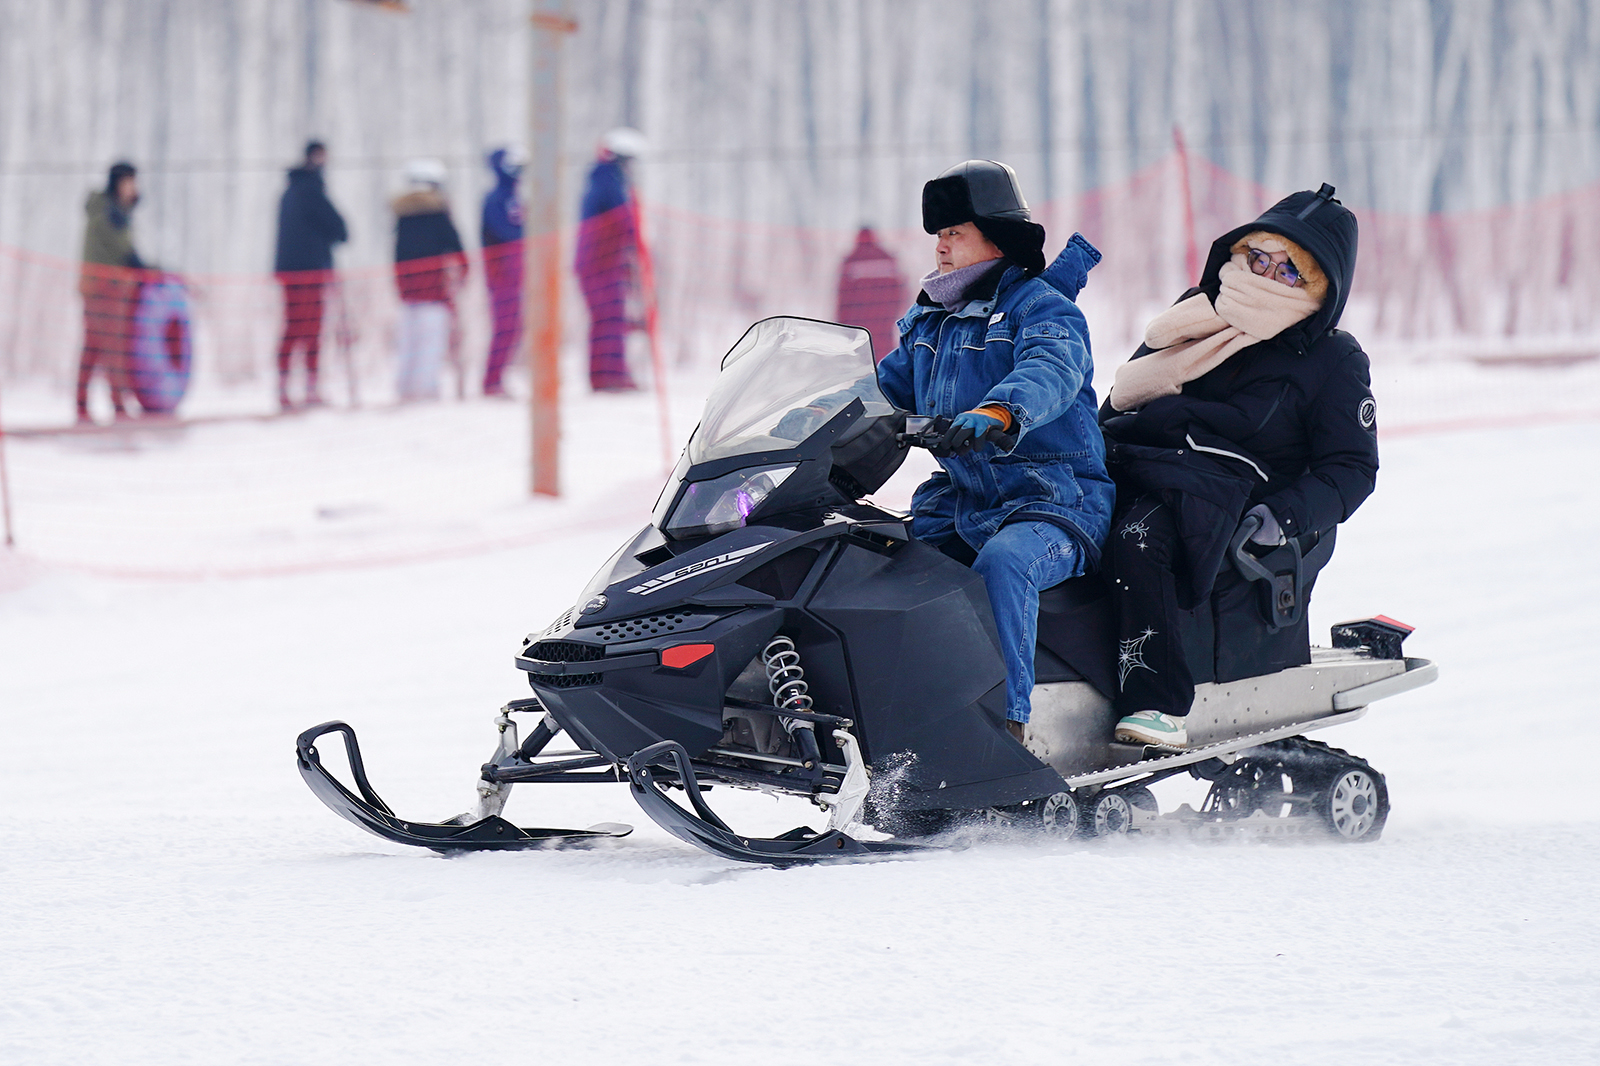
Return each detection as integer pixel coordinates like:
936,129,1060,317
970,521,1084,723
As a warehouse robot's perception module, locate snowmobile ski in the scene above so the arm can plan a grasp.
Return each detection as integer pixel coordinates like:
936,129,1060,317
625,739,928,865
296,720,632,852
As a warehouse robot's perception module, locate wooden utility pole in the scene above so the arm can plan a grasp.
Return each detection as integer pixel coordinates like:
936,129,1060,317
526,1,575,496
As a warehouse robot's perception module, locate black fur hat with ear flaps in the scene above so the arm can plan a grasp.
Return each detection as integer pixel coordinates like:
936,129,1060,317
922,159,1047,275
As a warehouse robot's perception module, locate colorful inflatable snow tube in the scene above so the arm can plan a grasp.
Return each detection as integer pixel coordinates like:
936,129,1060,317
128,275,192,414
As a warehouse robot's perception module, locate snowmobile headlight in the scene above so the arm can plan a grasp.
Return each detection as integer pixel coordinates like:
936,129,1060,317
663,464,797,539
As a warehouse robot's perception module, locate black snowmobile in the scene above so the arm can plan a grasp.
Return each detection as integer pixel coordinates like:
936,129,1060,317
297,317,1436,863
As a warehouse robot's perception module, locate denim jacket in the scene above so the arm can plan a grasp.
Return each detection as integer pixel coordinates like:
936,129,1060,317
876,233,1114,567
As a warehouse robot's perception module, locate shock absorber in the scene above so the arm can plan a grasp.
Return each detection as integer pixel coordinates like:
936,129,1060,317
761,635,822,769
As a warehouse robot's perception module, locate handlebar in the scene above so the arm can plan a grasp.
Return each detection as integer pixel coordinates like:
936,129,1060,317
896,413,1019,458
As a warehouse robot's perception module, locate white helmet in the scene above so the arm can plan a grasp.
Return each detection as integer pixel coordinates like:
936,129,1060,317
602,128,648,159
404,158,447,187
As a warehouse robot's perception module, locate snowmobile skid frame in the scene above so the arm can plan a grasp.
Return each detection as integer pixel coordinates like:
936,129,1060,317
991,641,1436,844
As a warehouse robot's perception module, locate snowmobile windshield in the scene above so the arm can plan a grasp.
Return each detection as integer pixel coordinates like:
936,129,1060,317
686,317,894,465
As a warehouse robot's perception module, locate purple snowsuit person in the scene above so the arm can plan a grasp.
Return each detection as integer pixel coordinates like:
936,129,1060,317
575,144,641,391
480,147,524,396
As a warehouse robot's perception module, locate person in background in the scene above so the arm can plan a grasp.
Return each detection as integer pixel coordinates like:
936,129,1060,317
480,145,526,397
76,161,145,424
273,140,348,410
834,226,907,363
575,127,648,391
392,159,467,402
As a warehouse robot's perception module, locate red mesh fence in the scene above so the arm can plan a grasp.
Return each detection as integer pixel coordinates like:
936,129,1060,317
0,148,1593,444
3,153,1600,576
643,152,1600,371
6,150,1600,423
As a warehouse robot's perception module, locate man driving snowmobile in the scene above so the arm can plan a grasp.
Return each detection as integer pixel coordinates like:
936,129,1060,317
876,160,1114,740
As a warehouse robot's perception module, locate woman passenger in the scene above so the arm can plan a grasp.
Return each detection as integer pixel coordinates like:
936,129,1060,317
1099,185,1378,749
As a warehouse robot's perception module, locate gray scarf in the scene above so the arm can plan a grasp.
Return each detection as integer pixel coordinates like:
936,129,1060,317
920,258,1007,311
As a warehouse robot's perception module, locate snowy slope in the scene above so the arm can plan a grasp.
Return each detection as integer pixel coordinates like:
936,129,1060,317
1,385,1598,1064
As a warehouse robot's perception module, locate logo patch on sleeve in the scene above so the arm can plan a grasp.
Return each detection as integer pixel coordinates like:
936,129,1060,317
989,312,1005,325
1359,397,1377,429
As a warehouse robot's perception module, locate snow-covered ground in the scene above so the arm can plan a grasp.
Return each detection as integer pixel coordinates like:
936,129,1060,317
2,363,1599,1065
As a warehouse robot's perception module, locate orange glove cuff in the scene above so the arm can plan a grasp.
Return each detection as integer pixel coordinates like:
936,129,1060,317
972,404,1014,431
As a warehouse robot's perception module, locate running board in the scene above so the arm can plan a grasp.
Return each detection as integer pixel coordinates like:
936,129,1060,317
1333,657,1438,710
1063,709,1370,788
1036,655,1436,787
297,721,632,852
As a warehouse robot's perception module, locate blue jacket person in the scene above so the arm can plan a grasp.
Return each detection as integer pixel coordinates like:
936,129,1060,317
876,160,1114,737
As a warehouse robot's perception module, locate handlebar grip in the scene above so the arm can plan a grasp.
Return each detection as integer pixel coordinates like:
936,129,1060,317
1229,513,1275,583
987,425,1019,452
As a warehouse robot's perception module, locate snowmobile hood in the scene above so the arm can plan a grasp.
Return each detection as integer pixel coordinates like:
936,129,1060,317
1198,184,1358,343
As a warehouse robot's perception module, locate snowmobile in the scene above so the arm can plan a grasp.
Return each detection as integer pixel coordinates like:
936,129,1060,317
297,317,1437,864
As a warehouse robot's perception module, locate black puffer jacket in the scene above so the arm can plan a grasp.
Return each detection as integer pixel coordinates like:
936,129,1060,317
274,167,348,274
1099,186,1378,606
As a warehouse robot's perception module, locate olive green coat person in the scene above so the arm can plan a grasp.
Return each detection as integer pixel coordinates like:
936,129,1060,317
79,190,143,295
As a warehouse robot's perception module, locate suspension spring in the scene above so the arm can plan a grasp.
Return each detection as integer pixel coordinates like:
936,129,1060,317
762,635,814,717
761,635,821,768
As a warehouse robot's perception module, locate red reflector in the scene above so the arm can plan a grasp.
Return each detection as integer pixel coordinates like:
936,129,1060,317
660,644,715,669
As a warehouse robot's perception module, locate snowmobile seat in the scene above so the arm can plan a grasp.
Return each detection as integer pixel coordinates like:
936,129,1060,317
1019,518,1340,698
1179,523,1338,685
1033,574,1118,696
1027,516,1341,696
1027,520,1338,700
931,531,1124,700
932,518,1336,700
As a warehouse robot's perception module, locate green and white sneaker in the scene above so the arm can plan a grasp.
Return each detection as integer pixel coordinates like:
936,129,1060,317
1114,710,1188,749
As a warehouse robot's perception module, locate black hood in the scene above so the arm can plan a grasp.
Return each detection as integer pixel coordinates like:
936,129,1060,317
1198,183,1358,344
